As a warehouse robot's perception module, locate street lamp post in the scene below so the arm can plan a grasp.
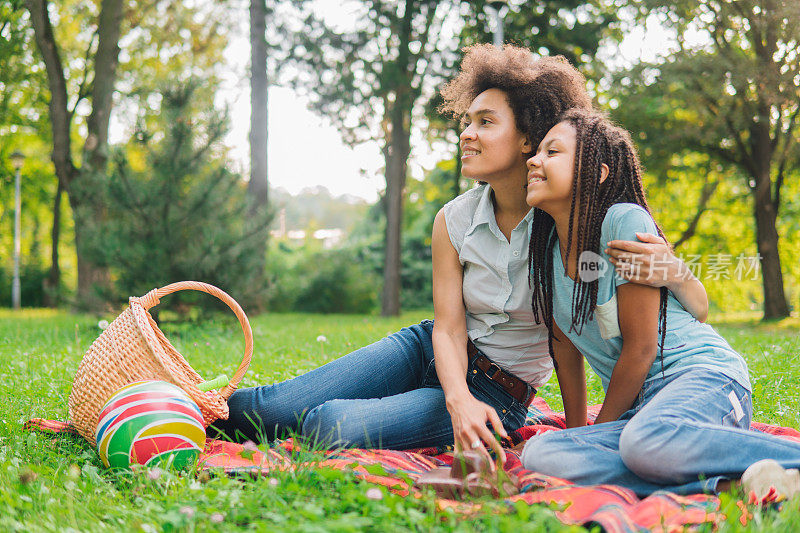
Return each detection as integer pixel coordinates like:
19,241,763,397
10,150,25,310
487,0,508,47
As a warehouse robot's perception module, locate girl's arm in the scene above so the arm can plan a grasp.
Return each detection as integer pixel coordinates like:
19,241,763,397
430,209,507,463
593,282,660,424
666,275,707,322
606,232,708,322
551,322,587,428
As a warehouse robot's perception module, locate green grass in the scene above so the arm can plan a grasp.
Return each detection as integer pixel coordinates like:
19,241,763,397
1,309,799,531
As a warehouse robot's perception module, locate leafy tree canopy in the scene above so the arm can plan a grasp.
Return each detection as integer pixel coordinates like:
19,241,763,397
611,0,800,318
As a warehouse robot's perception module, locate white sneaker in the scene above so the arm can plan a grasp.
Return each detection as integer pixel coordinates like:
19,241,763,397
741,459,800,502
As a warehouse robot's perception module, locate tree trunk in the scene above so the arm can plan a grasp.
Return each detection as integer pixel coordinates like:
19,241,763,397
247,0,269,307
26,0,72,185
249,0,269,209
84,0,123,166
752,171,789,319
381,104,411,316
379,0,417,316
381,151,406,316
68,187,111,310
749,111,789,320
42,178,62,307
28,0,123,310
75,0,123,309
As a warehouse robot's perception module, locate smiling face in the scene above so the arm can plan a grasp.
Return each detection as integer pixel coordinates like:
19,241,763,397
524,121,578,216
459,88,531,184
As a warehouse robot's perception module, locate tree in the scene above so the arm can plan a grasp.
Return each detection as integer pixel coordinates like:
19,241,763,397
287,0,459,316
0,1,61,306
26,0,236,308
248,0,270,298
612,0,800,319
27,0,124,308
91,81,270,306
460,0,617,67
249,0,270,208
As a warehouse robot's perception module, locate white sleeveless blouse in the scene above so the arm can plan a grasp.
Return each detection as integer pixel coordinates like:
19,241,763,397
442,184,552,387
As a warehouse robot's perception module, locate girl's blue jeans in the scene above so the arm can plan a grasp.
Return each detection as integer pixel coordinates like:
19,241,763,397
522,367,800,496
210,320,529,450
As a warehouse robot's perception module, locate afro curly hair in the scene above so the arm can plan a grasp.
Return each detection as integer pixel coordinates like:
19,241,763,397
440,44,592,153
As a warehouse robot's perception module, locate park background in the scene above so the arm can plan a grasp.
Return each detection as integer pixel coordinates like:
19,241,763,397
3,1,800,531
1,0,799,321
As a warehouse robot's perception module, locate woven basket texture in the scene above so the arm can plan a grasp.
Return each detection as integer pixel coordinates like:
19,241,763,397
68,282,252,446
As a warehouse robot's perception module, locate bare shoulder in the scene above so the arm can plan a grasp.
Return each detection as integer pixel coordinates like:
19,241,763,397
432,208,456,254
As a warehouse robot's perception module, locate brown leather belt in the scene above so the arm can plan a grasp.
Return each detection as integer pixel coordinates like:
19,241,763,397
467,340,535,407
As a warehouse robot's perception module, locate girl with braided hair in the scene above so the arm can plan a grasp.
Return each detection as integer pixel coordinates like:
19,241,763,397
212,45,707,463
521,108,800,499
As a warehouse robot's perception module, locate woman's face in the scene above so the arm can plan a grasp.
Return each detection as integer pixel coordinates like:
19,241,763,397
524,121,577,214
459,88,531,183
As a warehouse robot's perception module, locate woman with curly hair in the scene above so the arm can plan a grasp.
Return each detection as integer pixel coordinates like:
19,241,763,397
212,45,708,458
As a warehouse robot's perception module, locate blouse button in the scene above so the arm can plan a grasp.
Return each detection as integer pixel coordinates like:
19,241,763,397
512,250,520,257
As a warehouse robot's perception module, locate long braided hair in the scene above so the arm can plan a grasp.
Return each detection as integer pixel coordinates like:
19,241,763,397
529,108,669,371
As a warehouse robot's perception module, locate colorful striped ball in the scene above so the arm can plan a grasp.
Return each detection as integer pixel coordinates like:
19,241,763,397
96,380,206,470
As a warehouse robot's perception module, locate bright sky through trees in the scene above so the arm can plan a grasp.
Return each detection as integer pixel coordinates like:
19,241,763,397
217,3,681,202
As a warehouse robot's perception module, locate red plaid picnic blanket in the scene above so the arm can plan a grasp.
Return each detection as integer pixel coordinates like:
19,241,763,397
25,398,800,532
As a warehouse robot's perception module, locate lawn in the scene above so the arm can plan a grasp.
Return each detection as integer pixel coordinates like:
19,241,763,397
2,308,800,531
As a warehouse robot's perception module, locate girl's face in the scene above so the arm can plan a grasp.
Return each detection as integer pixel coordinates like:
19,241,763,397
459,88,531,183
524,121,577,214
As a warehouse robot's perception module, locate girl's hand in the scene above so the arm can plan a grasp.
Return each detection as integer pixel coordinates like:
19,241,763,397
605,232,691,290
447,394,507,466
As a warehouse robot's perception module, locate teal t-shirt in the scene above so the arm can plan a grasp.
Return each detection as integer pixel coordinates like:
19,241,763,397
548,203,751,392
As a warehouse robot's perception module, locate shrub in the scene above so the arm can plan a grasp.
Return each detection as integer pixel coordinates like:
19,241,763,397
264,243,378,314
0,262,48,307
81,81,270,311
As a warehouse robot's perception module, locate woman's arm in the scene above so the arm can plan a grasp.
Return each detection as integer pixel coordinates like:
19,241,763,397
551,322,587,428
593,282,660,425
430,209,507,463
606,232,708,322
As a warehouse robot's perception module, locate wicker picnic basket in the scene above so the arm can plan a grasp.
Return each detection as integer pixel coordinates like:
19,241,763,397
68,281,253,446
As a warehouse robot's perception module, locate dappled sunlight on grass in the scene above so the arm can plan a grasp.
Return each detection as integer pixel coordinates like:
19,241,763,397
2,308,800,531
0,308,69,319
712,314,800,332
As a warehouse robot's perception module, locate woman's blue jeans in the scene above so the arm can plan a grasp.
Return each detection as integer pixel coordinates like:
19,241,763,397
522,367,800,496
210,320,529,450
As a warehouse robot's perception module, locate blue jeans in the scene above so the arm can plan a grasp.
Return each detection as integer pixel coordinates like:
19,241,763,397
210,320,529,449
521,367,800,496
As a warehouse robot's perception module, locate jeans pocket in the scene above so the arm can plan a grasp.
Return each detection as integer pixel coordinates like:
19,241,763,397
721,385,751,429
469,372,520,425
421,357,439,387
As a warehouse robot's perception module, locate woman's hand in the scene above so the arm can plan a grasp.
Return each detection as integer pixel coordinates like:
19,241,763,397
605,232,689,289
605,232,708,322
447,393,508,466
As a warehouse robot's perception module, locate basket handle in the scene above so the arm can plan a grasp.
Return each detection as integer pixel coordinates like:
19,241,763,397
137,281,253,399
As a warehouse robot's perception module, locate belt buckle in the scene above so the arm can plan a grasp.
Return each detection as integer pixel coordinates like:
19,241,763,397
486,362,503,380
